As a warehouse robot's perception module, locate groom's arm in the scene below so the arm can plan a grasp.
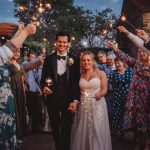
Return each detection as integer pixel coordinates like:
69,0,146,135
72,56,80,102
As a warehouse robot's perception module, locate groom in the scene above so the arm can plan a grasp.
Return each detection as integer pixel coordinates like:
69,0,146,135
41,31,80,150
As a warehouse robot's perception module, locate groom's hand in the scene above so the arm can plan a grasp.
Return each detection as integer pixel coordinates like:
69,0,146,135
68,101,78,113
43,87,53,94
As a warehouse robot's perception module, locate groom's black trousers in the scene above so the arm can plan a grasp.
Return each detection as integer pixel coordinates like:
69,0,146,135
47,102,72,150
46,72,73,150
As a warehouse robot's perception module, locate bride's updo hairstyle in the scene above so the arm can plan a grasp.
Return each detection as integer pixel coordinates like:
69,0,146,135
80,51,97,72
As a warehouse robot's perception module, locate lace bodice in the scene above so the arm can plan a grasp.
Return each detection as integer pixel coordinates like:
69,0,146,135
79,77,100,98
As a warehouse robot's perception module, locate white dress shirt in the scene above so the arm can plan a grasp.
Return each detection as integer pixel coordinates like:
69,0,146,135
57,51,79,103
57,52,67,75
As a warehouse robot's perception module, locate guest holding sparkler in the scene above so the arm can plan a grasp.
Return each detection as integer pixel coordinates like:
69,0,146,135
0,22,36,150
71,51,112,150
117,26,149,52
108,40,150,150
7,22,42,142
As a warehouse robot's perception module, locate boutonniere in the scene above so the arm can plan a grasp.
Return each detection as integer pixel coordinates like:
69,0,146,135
67,57,74,66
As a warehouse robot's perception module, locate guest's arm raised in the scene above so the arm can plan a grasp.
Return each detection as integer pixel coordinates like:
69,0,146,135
117,26,145,49
9,22,36,51
107,41,136,65
0,22,37,65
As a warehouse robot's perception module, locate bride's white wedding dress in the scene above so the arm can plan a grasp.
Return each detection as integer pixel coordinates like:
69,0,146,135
71,77,112,150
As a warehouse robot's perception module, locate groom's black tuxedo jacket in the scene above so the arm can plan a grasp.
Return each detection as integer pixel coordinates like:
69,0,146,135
41,52,80,108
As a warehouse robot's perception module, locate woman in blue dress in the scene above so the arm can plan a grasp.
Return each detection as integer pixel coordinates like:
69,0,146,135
109,58,133,135
0,22,36,150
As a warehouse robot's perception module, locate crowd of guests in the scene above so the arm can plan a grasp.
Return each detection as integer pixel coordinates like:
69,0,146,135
0,21,149,150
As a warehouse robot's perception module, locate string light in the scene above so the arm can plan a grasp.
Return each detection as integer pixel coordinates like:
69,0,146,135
36,21,40,26
38,7,44,13
43,38,47,42
71,37,75,41
19,6,26,11
45,3,51,9
109,21,114,28
101,29,108,36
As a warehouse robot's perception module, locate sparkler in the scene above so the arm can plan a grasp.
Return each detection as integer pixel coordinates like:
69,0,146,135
120,15,136,30
84,91,90,97
46,77,53,88
81,90,90,98
18,1,52,24
101,29,108,36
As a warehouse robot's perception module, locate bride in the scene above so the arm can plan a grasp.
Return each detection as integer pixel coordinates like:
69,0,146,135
70,51,112,150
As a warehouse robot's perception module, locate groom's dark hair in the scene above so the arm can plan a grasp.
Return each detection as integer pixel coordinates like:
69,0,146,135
55,31,71,42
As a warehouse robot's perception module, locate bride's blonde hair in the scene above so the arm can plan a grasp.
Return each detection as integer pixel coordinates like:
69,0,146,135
80,51,97,73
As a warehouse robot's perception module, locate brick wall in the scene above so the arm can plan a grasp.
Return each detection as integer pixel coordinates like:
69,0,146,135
143,13,150,35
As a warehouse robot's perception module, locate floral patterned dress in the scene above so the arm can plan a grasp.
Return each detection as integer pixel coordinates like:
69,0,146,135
0,64,16,150
117,51,150,134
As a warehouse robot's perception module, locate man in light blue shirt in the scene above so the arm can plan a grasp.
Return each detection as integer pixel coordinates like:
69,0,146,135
22,52,43,133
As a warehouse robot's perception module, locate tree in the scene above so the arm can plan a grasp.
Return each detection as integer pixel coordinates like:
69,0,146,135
13,0,117,53
85,8,118,48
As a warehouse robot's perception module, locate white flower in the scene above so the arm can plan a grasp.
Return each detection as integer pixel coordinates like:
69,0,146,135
7,116,13,126
0,113,7,124
3,70,9,77
67,58,74,66
0,87,9,103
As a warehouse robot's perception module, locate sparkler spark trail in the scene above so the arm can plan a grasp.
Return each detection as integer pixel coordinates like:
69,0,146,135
120,15,136,30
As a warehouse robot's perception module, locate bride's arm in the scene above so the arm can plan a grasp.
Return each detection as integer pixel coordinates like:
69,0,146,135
95,70,108,101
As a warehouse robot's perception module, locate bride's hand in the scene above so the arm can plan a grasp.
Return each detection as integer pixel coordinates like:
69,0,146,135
68,101,78,113
95,93,101,101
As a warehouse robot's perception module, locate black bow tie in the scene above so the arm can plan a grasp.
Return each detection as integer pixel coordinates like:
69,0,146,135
57,55,66,60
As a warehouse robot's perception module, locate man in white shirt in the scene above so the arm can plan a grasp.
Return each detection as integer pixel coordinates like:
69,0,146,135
41,31,80,150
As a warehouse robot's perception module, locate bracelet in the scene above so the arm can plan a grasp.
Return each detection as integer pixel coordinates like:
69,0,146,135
5,41,19,53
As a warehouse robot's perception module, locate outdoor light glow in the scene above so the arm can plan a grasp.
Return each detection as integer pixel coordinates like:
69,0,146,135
38,7,44,13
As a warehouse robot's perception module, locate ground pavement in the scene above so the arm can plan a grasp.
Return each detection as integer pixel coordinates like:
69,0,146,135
20,132,141,150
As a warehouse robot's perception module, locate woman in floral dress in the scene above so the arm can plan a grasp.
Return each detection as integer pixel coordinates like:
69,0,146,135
108,41,150,150
0,22,36,150
0,62,16,150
